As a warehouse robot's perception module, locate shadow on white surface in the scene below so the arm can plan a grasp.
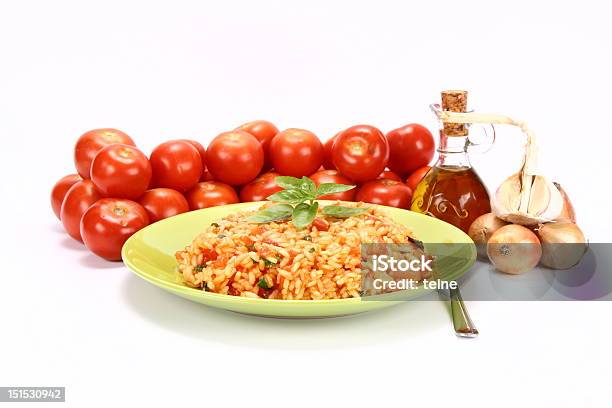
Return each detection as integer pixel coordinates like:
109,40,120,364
79,254,125,270
59,236,87,251
121,274,452,350
49,223,65,234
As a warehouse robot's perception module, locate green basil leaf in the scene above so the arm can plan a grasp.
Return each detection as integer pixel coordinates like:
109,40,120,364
267,189,309,204
263,258,278,268
292,202,318,229
316,183,356,197
322,205,367,218
300,176,317,197
274,176,303,190
257,278,270,289
248,204,294,223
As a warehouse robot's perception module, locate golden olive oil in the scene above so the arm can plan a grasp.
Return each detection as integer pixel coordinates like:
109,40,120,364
410,166,491,233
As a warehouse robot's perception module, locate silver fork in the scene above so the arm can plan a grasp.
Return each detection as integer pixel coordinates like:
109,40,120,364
450,286,478,338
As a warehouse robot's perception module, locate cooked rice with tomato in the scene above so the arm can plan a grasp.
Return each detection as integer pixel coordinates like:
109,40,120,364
175,202,423,300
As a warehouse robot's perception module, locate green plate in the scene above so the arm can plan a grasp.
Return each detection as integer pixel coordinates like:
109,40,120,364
122,201,476,318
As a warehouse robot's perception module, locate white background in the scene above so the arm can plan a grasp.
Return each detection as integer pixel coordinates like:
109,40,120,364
1,0,611,407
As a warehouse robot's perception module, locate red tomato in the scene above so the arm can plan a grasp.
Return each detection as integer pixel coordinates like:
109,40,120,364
332,125,389,183
206,131,264,185
322,134,338,170
51,174,82,219
80,198,149,261
138,188,190,223
239,172,283,202
386,123,435,177
236,120,279,172
312,218,330,231
269,128,323,177
90,144,152,199
201,169,215,182
309,169,356,201
405,166,432,192
356,179,413,209
377,170,402,182
74,128,135,179
60,180,104,242
150,140,203,192
185,181,239,210
180,139,207,170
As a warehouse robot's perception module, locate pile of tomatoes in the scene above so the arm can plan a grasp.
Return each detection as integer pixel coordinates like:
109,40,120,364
51,121,434,261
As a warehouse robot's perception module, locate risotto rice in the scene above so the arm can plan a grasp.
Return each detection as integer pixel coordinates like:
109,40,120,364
175,202,421,300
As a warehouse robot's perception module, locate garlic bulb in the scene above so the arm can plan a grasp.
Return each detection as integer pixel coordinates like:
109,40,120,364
492,173,564,225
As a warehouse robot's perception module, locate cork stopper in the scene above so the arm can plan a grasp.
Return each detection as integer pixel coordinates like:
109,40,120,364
441,90,468,136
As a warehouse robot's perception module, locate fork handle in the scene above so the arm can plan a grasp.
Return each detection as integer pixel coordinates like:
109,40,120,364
450,287,479,338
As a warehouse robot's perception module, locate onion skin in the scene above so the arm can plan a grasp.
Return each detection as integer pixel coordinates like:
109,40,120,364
487,224,542,275
468,213,508,259
537,222,586,269
553,182,577,223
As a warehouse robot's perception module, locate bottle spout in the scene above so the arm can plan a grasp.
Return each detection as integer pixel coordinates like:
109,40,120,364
430,103,442,117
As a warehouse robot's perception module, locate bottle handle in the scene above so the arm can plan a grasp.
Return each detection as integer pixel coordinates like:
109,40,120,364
430,103,496,154
466,122,496,154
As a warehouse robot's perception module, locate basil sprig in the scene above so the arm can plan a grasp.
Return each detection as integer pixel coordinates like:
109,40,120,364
247,176,367,228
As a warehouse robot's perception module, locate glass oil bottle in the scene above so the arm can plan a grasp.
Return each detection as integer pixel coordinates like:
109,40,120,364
410,90,492,233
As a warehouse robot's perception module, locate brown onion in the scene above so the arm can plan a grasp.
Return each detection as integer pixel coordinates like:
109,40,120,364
487,224,542,274
537,222,586,269
468,213,508,259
